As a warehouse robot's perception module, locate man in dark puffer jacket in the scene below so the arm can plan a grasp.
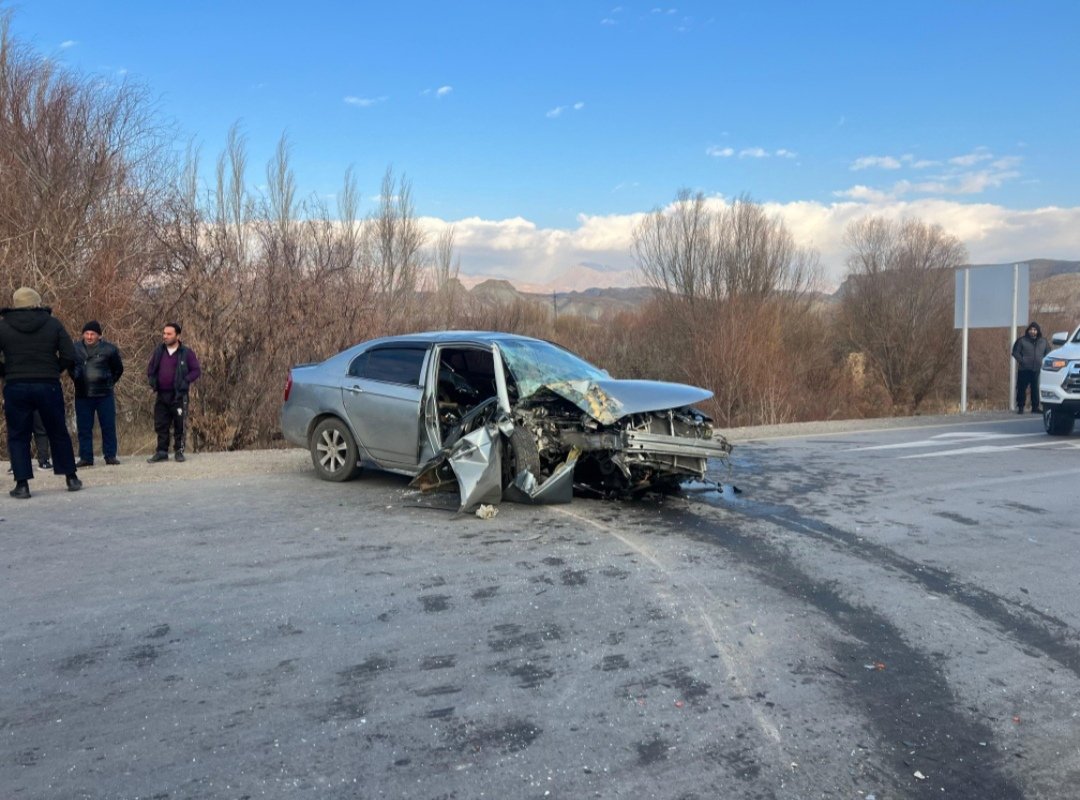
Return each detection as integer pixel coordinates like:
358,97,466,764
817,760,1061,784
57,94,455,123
73,320,125,466
1011,321,1050,414
0,287,83,499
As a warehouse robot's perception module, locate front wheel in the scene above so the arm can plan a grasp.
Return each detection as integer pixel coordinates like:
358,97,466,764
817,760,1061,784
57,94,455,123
503,426,542,487
1044,407,1075,436
310,418,362,481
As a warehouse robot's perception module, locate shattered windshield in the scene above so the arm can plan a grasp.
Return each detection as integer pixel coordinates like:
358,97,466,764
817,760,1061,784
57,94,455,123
497,339,607,399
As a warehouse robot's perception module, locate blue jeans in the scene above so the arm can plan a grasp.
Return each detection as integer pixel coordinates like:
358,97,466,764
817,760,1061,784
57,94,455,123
3,381,77,482
75,394,118,461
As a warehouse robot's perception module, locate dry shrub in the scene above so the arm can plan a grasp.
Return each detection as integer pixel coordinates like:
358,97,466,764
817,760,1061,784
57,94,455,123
0,15,167,453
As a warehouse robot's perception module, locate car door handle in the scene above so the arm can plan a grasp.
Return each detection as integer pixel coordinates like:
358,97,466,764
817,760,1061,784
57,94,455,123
347,385,364,394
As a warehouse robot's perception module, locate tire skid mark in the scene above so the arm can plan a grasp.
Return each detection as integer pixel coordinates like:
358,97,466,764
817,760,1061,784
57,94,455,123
671,503,1024,797
711,496,1080,679
551,506,785,750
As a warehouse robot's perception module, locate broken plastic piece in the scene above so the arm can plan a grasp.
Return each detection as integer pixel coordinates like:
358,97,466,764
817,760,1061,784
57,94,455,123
475,504,498,519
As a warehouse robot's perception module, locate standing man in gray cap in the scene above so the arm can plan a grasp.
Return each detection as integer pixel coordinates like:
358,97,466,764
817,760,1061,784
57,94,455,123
0,287,83,499
73,320,125,466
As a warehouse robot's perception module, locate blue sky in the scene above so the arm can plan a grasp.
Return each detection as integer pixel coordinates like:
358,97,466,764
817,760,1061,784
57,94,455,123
10,1,1080,289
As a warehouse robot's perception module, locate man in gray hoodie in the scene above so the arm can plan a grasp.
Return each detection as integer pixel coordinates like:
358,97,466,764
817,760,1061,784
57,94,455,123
0,287,83,499
1011,321,1050,414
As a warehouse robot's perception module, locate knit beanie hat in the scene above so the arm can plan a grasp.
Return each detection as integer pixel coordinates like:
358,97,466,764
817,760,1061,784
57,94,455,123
11,287,42,309
82,320,103,334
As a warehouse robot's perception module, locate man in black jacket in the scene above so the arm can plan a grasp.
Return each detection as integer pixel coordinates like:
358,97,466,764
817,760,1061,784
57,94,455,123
146,322,201,463
74,320,125,466
0,287,82,499
1012,321,1051,413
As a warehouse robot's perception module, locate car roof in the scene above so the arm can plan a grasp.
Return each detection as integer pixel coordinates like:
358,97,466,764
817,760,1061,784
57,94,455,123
363,330,547,347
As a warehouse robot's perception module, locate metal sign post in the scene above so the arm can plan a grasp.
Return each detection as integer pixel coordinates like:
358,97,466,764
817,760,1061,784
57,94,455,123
961,269,970,412
1010,264,1019,410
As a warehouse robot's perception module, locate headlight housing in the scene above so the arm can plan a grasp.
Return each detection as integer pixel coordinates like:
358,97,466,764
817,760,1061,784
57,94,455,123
1044,357,1071,372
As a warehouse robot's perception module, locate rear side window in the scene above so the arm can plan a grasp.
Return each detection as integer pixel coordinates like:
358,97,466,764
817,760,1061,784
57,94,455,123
349,347,427,385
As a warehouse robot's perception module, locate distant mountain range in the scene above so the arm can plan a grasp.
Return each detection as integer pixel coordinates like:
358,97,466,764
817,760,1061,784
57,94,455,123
1022,258,1080,280
465,279,657,320
457,259,1079,320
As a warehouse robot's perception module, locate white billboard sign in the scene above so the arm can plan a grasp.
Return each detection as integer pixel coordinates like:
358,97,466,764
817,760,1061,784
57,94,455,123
954,263,1029,412
954,263,1029,329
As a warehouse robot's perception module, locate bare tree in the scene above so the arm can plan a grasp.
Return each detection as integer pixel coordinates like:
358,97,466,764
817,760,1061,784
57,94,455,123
0,13,165,305
838,216,968,411
633,190,817,306
428,225,461,329
630,190,821,426
365,166,426,330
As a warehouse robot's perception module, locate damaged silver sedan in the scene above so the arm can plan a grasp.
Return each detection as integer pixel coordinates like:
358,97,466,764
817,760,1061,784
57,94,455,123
280,331,731,511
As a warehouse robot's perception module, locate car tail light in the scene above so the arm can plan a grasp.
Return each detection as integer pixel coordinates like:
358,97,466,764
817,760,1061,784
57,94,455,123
283,372,293,402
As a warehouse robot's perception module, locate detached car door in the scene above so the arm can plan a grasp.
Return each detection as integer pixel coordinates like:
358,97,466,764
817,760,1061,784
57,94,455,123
343,344,429,469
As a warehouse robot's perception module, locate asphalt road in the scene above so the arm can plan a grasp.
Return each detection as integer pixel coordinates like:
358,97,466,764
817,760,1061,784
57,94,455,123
2,412,1078,799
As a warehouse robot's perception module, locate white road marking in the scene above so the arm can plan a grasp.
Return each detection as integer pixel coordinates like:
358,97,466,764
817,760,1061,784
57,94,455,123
898,440,1075,459
845,432,1045,452
882,465,1080,500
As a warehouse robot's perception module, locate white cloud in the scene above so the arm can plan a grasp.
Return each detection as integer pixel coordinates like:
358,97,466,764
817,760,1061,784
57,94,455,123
436,85,453,98
833,185,892,203
59,40,77,49
731,147,795,159
949,147,993,167
851,155,902,170
601,17,617,25
841,147,1025,202
344,96,386,107
706,146,734,158
901,154,939,169
547,102,584,118
421,199,1080,293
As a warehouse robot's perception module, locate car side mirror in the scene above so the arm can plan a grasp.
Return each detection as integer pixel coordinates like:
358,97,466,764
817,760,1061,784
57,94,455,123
1052,332,1069,346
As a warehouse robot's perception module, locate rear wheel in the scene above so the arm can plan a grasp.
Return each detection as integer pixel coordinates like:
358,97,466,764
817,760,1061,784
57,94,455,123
310,418,362,481
1044,407,1075,436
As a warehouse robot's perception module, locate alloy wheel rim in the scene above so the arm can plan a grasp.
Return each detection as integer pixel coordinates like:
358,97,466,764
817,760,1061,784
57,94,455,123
318,429,346,471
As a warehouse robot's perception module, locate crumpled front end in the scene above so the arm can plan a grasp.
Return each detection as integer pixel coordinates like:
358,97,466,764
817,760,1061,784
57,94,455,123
412,373,732,509
515,386,731,496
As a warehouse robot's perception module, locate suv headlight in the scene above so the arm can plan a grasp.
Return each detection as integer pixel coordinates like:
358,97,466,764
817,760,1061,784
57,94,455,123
1044,357,1071,371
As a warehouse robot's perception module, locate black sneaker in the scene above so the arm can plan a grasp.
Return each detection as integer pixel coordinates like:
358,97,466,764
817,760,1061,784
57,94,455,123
66,474,83,492
75,459,94,468
105,457,121,465
174,452,186,463
39,459,52,469
10,481,30,499
147,452,169,463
